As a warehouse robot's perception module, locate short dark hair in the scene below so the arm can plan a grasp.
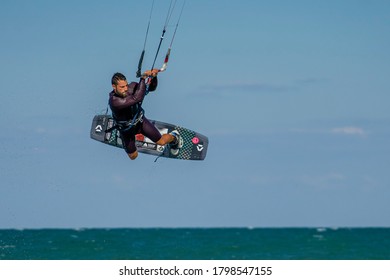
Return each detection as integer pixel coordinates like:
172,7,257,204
111,72,127,85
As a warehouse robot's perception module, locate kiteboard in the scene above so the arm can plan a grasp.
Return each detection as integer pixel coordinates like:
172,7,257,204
90,115,208,160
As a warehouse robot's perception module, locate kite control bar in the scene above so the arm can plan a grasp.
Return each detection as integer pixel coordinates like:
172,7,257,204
136,0,185,78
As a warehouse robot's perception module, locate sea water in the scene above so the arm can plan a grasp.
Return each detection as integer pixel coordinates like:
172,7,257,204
1,228,389,260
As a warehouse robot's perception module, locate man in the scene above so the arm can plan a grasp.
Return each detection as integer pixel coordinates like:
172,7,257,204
109,70,178,160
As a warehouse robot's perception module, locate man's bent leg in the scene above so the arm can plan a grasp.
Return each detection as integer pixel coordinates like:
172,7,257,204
141,117,177,146
120,131,137,160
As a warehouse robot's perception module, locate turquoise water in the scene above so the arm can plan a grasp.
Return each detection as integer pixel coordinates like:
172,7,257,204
1,228,389,260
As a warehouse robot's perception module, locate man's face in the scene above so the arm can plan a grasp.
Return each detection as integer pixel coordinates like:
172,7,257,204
112,80,128,97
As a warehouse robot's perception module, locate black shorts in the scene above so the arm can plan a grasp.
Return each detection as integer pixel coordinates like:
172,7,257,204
120,117,162,154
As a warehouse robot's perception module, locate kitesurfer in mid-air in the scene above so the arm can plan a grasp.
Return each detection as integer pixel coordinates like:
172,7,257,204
109,70,179,160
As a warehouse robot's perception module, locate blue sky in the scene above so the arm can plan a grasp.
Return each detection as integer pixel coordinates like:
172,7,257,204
1,0,389,228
